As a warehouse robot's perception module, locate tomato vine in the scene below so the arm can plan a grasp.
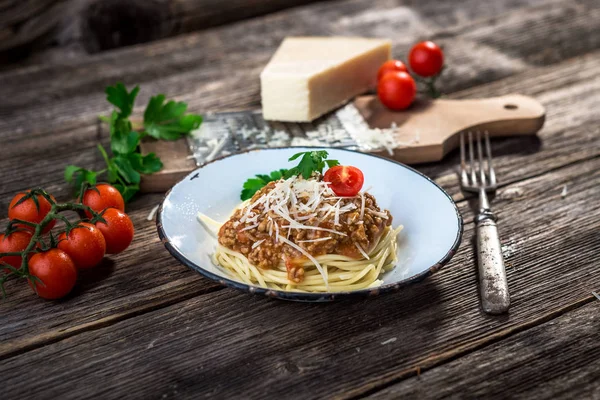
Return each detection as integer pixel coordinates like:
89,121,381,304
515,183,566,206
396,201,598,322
0,188,105,297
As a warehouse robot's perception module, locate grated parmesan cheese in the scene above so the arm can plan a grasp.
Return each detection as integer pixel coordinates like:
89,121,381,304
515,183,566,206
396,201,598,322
240,223,259,231
297,237,332,243
354,242,370,260
359,192,365,221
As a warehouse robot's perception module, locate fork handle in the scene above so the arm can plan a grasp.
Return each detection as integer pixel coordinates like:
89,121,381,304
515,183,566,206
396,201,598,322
476,213,510,314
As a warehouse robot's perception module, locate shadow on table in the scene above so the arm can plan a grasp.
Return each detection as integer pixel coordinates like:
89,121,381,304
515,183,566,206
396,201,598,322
416,134,543,180
68,258,116,298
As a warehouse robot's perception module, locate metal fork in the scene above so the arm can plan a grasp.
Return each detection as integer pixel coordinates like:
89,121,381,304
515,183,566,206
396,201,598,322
460,131,510,314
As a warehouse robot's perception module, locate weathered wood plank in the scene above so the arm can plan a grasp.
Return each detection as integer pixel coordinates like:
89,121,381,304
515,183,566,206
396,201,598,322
0,0,328,59
0,1,598,397
1,154,599,398
1,45,599,354
0,193,222,349
82,0,331,52
2,49,599,203
1,0,596,114
366,302,600,399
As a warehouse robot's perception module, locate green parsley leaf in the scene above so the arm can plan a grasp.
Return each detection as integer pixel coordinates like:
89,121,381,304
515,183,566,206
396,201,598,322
128,152,164,175
239,150,340,199
269,169,288,181
106,83,139,119
286,151,335,179
113,156,141,184
111,130,140,155
64,165,98,196
143,94,203,140
66,83,202,204
64,165,83,183
241,178,267,201
113,183,140,203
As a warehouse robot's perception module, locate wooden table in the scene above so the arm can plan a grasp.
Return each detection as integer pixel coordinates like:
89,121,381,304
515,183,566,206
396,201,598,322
1,1,599,398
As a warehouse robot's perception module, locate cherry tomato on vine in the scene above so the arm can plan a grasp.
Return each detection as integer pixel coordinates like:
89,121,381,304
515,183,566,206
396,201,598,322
0,230,33,272
324,166,365,197
95,208,134,254
408,41,444,77
58,222,106,269
377,60,408,82
377,71,416,110
82,184,125,218
8,191,56,233
28,249,77,300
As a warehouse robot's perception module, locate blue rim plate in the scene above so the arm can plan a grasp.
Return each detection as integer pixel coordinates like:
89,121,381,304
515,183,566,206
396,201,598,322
157,147,463,302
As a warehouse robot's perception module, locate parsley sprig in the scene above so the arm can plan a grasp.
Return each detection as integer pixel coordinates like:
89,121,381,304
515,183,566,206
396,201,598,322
65,83,203,202
240,150,339,200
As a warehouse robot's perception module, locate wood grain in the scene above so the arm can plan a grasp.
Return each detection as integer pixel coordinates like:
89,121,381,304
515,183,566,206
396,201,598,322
0,0,599,397
1,155,599,398
82,0,331,52
1,4,599,357
3,0,598,112
366,302,600,399
0,0,327,56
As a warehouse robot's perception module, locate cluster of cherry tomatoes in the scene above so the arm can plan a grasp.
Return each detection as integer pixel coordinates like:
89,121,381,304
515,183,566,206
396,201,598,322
377,41,445,110
0,184,134,300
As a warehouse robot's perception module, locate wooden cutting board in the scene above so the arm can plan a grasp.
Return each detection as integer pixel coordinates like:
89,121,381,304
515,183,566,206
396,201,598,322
139,94,545,192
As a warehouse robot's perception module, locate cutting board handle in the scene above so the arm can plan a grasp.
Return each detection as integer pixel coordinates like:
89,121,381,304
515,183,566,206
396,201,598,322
464,94,546,135
354,93,545,164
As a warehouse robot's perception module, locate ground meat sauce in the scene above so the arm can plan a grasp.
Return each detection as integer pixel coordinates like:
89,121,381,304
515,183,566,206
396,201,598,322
218,178,392,283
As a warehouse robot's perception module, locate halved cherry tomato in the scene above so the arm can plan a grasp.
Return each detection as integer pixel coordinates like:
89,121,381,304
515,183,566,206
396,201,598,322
409,41,444,77
28,249,77,300
324,166,365,197
0,231,33,272
83,184,125,218
377,71,416,110
95,208,134,254
8,191,56,233
377,60,408,82
58,222,106,269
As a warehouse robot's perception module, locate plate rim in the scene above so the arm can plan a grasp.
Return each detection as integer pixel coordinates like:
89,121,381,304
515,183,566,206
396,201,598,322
156,147,463,302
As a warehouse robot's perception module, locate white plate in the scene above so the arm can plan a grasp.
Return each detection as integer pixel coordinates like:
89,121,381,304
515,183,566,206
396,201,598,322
157,148,462,302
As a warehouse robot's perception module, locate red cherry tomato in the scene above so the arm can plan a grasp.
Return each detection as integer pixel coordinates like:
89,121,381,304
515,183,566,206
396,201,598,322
58,222,106,269
324,166,365,197
0,231,33,272
95,208,134,254
377,71,416,110
8,191,56,233
82,184,125,218
28,249,77,300
409,41,444,77
377,60,408,82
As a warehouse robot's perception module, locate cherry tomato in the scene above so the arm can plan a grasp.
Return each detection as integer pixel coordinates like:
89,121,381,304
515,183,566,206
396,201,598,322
58,222,106,269
377,60,408,82
409,41,444,77
95,208,134,254
28,249,77,300
82,184,125,218
0,231,33,272
377,71,416,110
8,191,56,233
324,166,365,197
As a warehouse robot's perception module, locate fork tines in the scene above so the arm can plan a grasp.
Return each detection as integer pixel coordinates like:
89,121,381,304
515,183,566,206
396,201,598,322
460,131,497,191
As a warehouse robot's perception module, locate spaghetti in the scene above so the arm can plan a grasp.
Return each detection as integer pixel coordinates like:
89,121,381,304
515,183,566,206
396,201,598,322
197,172,402,293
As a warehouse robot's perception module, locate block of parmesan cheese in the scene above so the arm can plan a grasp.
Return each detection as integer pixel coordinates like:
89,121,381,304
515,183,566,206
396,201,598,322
260,37,391,122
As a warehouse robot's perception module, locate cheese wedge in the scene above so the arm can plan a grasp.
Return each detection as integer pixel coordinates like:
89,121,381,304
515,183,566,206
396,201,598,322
260,37,391,122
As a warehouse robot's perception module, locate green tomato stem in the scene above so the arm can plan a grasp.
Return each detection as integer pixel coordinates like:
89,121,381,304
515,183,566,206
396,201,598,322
3,201,105,278
0,252,23,257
